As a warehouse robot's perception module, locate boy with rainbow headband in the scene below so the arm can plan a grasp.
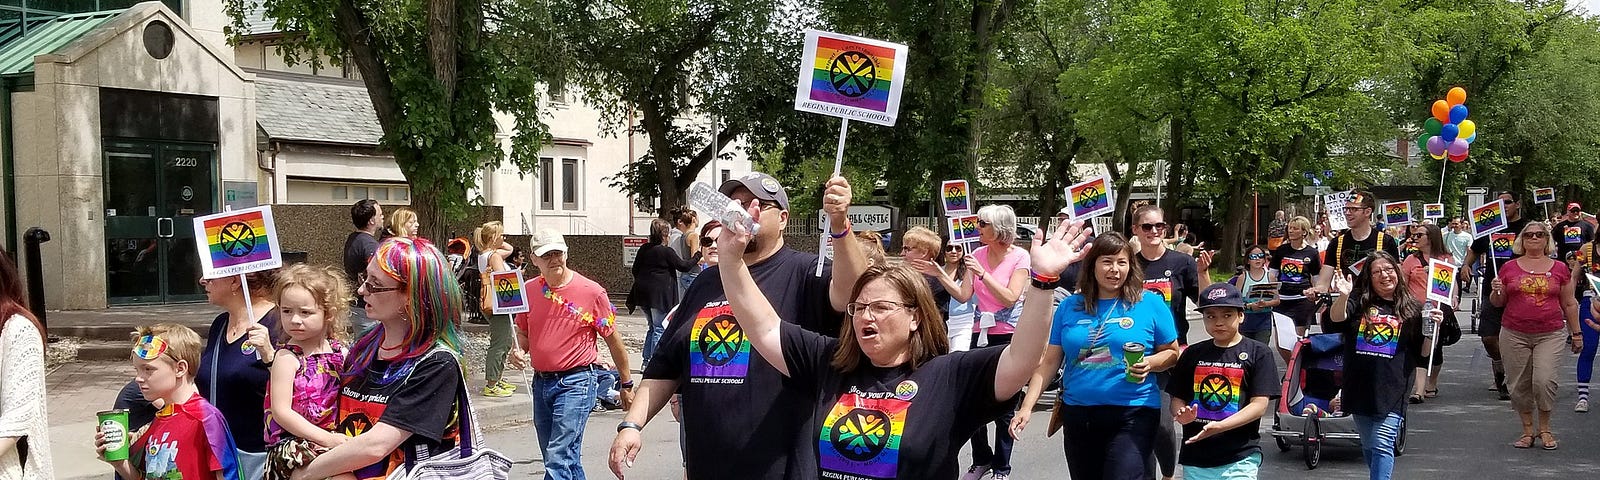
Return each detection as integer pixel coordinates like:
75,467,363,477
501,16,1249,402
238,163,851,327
98,323,242,480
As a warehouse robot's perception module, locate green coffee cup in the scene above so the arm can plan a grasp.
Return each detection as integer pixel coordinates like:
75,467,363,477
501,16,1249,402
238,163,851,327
97,409,130,461
1122,342,1147,383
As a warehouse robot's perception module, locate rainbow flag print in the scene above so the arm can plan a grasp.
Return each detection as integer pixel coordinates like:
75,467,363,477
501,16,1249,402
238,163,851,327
1427,259,1456,305
1469,200,1507,239
794,30,909,127
1534,187,1555,204
490,270,529,315
191,205,282,279
1566,226,1583,245
1356,309,1400,357
1066,175,1114,220
941,179,971,215
1491,233,1515,260
1424,203,1445,219
819,394,909,479
1383,201,1412,227
688,303,751,382
1192,364,1244,422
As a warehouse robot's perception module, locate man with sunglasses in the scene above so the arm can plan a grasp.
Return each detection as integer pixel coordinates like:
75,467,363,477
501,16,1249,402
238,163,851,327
1464,190,1532,400
614,172,865,479
1313,191,1400,312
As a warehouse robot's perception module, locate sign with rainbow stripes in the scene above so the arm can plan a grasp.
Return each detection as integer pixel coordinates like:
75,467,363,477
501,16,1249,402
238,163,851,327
1066,175,1114,221
1382,201,1412,227
490,270,529,315
1469,199,1507,239
1426,259,1457,305
793,29,909,127
191,206,282,279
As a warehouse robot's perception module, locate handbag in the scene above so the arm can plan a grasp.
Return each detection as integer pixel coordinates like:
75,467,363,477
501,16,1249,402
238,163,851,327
479,269,496,317
386,375,512,480
1439,316,1463,347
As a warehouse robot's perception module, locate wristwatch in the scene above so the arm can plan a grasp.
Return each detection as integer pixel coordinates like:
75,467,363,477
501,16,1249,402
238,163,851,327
618,380,635,390
617,421,643,432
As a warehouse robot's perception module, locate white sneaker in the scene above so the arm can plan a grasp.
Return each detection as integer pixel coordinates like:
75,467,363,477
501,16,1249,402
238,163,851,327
1576,398,1590,413
961,466,991,480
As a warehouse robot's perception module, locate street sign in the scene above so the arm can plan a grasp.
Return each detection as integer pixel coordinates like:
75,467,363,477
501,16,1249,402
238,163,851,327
1323,170,1334,179
1303,171,1314,180
846,205,896,231
621,236,648,268
1302,186,1332,196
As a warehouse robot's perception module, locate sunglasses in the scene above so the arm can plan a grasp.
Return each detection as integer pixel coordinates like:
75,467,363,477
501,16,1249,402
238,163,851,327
1409,233,1425,239
1138,222,1168,232
358,273,403,294
945,245,962,253
976,220,992,228
1247,253,1267,260
700,236,715,247
1523,231,1549,238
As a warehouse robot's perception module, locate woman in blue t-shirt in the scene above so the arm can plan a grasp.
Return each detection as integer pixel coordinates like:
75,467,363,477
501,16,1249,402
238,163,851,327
1014,232,1182,480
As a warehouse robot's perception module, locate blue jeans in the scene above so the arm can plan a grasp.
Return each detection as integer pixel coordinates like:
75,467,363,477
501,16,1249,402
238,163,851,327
531,368,599,480
1352,412,1403,480
641,307,670,366
677,271,698,303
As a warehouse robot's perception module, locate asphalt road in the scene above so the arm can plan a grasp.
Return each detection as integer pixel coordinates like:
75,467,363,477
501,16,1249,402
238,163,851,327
483,334,1600,479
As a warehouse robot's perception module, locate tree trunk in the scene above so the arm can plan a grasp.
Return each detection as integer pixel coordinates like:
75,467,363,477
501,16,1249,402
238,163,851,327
1162,115,1187,213
1217,176,1252,274
639,102,684,219
427,0,457,101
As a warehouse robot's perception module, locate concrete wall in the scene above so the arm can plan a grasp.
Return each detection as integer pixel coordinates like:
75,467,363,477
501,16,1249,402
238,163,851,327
13,4,255,309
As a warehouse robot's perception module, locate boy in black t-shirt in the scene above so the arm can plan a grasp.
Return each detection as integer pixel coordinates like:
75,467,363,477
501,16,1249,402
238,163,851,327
1167,283,1279,479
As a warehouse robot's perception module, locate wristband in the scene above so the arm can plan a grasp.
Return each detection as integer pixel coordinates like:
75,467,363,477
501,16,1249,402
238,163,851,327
1030,270,1060,283
617,421,643,432
829,220,852,239
1031,277,1060,291
619,380,635,389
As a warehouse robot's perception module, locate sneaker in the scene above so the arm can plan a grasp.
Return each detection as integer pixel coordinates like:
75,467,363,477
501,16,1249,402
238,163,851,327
482,382,513,398
961,466,991,480
1576,398,1590,413
497,380,518,393
992,473,1010,480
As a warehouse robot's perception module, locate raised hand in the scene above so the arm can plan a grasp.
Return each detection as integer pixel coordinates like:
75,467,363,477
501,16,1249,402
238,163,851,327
1331,272,1354,297
1030,220,1093,277
908,258,942,277
718,201,761,265
1196,249,1215,272
822,176,852,226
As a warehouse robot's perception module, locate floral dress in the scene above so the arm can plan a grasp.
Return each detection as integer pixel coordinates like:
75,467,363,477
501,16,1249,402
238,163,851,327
263,340,347,480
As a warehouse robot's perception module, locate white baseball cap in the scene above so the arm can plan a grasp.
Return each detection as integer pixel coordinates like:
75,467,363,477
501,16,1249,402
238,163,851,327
530,229,569,257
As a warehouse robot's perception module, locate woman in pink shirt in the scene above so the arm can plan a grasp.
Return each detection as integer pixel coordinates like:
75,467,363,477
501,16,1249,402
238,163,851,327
1489,222,1583,450
1400,224,1455,403
951,204,1028,479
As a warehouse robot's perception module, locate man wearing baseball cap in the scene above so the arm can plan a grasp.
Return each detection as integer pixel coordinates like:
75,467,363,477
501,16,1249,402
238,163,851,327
613,172,868,479
1166,283,1278,479
508,229,634,479
1555,203,1593,261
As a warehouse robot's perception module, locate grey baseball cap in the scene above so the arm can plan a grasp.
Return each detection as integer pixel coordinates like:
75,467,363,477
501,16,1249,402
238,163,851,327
718,172,791,211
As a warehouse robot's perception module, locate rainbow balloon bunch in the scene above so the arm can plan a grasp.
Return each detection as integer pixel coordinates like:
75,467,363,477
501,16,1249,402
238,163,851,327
1417,87,1476,163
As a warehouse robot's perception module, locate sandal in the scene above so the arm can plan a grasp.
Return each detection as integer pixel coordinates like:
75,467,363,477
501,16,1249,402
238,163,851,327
1425,389,1439,398
1539,431,1558,450
1408,394,1424,404
1512,434,1534,448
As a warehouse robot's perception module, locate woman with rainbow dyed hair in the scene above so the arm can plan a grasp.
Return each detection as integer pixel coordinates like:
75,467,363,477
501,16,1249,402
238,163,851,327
290,237,466,480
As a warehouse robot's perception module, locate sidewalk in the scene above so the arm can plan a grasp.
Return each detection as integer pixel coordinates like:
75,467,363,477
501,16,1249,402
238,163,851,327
45,305,651,480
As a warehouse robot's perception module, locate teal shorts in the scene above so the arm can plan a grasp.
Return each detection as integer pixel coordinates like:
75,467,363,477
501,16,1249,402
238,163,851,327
1181,452,1261,480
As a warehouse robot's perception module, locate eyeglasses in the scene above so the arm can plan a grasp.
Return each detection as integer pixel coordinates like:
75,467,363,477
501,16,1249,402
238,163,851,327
1247,253,1267,260
845,300,915,318
1523,231,1549,238
1138,223,1168,232
976,220,992,228
358,273,403,294
1343,206,1370,212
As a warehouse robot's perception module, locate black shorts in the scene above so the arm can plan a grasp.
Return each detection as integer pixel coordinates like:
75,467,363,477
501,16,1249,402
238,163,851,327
1478,287,1503,337
1278,297,1318,327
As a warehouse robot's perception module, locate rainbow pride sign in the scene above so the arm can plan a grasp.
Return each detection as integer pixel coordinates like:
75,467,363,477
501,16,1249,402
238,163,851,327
1426,259,1457,305
490,270,529,315
1469,199,1507,239
1533,187,1555,205
941,179,971,215
1423,203,1445,219
1066,175,1114,220
794,30,908,127
1383,201,1412,227
1490,233,1516,260
191,206,282,279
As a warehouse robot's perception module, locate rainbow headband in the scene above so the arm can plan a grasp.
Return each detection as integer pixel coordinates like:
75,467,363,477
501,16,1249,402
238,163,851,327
133,335,169,360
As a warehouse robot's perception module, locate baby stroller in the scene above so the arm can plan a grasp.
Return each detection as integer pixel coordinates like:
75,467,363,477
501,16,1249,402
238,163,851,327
1270,333,1406,469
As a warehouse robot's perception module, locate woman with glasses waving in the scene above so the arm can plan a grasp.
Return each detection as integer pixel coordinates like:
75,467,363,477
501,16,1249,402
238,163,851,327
1490,222,1582,450
1013,232,1183,480
1400,224,1458,403
718,209,1090,479
949,205,1032,479
1327,251,1439,480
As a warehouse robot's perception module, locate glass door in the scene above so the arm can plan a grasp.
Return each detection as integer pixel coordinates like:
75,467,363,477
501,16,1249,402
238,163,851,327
103,141,216,304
